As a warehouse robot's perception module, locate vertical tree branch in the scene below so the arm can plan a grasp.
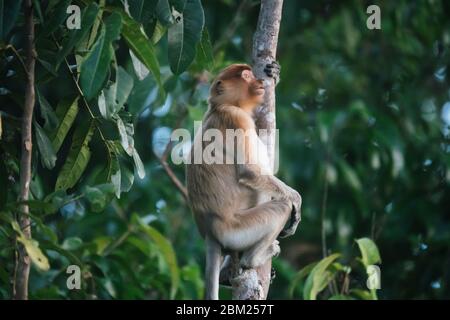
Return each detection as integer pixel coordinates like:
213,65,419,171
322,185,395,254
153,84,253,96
230,0,284,300
13,0,36,300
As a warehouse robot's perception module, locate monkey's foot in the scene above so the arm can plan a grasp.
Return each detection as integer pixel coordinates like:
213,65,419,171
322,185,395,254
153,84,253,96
264,61,281,84
279,206,301,238
271,268,276,282
269,240,281,257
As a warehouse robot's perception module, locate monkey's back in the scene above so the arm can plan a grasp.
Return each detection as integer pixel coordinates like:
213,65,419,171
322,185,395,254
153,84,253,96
186,109,258,237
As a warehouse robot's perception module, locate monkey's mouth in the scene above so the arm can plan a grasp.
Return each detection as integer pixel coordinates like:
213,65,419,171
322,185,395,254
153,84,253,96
254,87,265,95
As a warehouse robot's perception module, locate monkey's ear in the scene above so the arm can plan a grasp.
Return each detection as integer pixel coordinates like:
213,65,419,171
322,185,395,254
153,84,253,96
241,70,252,81
215,80,223,95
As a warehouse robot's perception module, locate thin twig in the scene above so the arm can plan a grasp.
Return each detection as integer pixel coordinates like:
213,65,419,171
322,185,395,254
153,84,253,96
156,114,189,202
14,0,36,300
52,37,109,146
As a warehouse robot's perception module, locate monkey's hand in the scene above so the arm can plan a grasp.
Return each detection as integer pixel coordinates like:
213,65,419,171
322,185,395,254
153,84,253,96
279,188,302,238
264,61,281,85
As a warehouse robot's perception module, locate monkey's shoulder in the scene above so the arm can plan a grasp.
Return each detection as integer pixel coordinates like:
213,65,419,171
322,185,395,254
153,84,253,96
204,105,256,131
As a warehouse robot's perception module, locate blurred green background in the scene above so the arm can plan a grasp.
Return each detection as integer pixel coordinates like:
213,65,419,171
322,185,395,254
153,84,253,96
0,0,449,299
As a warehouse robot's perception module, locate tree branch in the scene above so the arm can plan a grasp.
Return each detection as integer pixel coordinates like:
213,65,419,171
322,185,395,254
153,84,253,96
230,0,284,300
156,114,189,202
14,0,36,300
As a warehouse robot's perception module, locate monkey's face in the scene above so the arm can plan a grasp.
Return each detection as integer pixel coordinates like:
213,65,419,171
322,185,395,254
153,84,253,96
210,64,265,110
241,69,265,105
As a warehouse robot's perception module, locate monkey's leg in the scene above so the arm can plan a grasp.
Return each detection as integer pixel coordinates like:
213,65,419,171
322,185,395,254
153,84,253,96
219,254,233,286
218,200,291,268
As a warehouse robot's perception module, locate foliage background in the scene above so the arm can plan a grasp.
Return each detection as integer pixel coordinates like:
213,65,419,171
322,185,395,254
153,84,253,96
0,0,449,299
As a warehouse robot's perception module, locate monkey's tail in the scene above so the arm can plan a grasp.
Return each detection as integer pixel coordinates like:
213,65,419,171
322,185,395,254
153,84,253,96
205,234,222,300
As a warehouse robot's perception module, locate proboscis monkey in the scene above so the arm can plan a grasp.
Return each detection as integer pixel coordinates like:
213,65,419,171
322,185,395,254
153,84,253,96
186,62,301,300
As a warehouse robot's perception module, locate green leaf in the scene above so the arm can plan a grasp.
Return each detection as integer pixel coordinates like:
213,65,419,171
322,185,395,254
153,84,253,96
80,12,122,100
99,67,134,119
117,117,130,154
128,73,158,115
155,0,173,26
39,239,83,266
0,0,22,40
329,294,354,300
132,149,145,179
11,221,50,272
29,213,58,243
350,289,374,300
128,0,157,24
33,0,44,24
36,88,58,131
85,186,107,212
195,27,214,71
56,3,100,67
105,141,122,198
356,237,381,267
338,160,362,191
51,98,79,153
55,122,94,191
303,253,340,300
288,262,317,298
114,67,134,111
16,200,56,215
41,0,71,36
133,214,179,298
34,121,57,169
120,11,162,88
130,49,149,80
62,237,83,250
120,164,134,193
151,20,166,44
168,0,205,74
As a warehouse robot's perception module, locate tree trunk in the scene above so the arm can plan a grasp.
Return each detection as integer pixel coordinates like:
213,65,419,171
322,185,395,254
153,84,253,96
231,0,284,300
13,0,36,300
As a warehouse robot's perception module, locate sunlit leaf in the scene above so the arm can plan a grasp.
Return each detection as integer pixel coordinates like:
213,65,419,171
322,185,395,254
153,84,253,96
356,238,381,267
132,149,145,179
120,11,162,88
11,221,50,272
303,253,340,300
51,98,79,153
288,262,317,298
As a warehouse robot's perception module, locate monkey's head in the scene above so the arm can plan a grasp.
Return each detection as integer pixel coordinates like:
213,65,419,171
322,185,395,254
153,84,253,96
209,64,265,111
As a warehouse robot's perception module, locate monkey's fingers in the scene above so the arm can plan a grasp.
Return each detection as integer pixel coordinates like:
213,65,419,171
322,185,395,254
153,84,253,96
264,61,281,84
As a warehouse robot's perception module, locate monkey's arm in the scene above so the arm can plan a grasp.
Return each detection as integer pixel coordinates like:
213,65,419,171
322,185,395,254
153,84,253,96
237,164,300,205
237,163,301,237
